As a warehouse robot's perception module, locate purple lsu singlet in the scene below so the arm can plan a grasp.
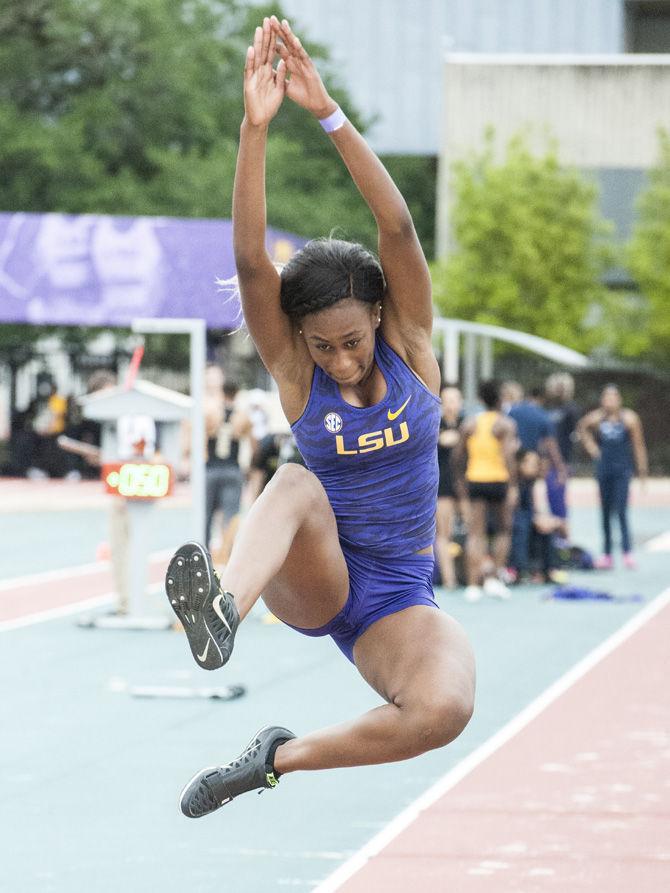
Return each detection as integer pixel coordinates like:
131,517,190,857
291,334,441,558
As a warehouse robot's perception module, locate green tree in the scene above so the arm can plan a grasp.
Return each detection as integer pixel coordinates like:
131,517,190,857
627,129,670,360
0,0,368,371
431,132,613,352
0,1,377,240
0,0,436,250
383,154,437,259
0,1,437,380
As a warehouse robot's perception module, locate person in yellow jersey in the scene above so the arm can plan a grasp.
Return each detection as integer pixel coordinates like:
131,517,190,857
454,380,518,602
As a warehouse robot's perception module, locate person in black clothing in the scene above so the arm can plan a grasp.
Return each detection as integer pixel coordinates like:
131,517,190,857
62,371,116,479
204,371,250,549
509,450,563,582
435,385,464,588
544,372,580,532
577,384,648,570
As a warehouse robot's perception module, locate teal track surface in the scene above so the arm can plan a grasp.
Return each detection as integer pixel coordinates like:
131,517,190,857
1,502,668,892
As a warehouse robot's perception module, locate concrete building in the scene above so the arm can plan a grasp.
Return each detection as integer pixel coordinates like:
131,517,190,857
274,0,670,155
436,53,670,257
272,1,670,266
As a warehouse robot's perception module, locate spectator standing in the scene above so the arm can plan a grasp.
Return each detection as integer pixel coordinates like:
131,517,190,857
203,368,251,552
5,407,39,477
500,380,523,414
245,388,271,447
578,384,648,569
454,380,518,602
56,369,142,615
508,383,566,483
29,374,69,478
247,428,302,502
544,372,580,533
435,385,465,589
62,370,115,479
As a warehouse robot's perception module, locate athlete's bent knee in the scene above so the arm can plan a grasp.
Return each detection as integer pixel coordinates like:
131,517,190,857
264,463,324,511
412,692,474,751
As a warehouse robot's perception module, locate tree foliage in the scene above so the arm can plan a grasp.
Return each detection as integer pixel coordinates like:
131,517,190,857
626,129,670,360
0,0,436,377
0,0,436,249
0,0,372,228
431,132,614,353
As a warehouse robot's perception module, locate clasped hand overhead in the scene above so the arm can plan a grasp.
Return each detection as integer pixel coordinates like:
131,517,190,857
243,15,338,128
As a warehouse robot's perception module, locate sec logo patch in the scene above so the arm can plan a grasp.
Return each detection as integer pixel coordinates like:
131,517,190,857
324,412,343,434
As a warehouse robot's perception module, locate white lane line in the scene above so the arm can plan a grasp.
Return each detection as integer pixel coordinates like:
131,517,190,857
0,594,114,631
645,530,670,552
0,582,167,632
0,549,173,593
0,560,110,591
313,586,670,893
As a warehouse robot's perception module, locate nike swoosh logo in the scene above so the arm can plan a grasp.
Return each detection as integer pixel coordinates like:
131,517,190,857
212,594,232,634
197,640,210,663
387,396,411,421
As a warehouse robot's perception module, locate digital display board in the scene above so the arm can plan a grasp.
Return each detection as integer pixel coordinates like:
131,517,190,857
102,462,173,500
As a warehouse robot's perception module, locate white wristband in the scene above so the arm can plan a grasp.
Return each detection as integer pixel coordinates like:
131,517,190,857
319,105,347,133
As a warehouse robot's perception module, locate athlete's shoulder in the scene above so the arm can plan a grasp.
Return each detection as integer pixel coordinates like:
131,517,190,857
494,412,516,437
621,408,641,429
461,415,477,435
378,326,440,395
272,349,318,426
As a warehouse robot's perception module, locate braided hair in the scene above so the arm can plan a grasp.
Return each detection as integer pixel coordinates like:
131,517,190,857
280,238,385,322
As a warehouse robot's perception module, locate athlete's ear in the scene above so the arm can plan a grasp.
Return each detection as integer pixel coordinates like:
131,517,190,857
373,302,382,328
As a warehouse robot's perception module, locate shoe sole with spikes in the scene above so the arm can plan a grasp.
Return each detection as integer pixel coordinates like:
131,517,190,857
165,541,239,671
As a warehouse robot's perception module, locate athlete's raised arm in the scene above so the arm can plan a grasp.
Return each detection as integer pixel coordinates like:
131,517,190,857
233,19,300,377
274,19,436,380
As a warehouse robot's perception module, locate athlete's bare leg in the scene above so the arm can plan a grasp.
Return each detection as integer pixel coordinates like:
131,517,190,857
491,498,514,572
219,462,349,626
435,496,457,588
466,499,487,585
213,463,475,773
274,606,475,772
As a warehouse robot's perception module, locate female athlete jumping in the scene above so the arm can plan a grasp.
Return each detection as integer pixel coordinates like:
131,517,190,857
166,16,475,818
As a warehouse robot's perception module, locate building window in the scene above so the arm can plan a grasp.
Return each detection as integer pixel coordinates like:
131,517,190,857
625,1,670,52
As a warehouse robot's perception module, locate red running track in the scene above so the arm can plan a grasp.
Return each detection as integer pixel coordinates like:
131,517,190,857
0,555,170,627
319,593,670,892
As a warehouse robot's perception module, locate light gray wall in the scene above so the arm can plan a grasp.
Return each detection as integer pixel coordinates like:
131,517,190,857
436,56,670,255
438,0,623,54
441,55,670,168
277,0,449,153
268,0,626,153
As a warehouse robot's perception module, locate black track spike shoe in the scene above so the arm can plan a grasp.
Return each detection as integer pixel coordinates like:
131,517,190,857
180,726,297,818
165,541,240,670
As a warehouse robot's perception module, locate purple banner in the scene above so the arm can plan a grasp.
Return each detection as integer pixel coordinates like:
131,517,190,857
0,212,304,328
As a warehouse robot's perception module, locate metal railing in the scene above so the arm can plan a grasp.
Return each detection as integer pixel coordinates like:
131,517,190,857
433,316,589,405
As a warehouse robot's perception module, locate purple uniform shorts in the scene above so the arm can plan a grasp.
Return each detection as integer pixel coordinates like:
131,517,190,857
285,541,439,662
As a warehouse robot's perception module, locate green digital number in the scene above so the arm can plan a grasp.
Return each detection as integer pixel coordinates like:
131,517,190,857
117,463,170,498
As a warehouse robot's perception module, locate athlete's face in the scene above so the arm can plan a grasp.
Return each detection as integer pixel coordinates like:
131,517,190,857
601,386,621,413
301,298,380,387
441,386,462,418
